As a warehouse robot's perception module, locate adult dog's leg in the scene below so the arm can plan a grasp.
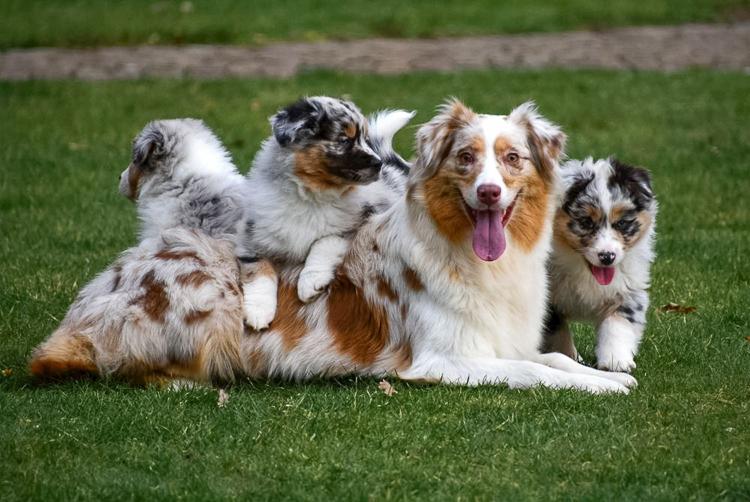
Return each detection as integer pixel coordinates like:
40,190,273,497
533,352,637,388
297,235,349,303
398,355,630,394
241,259,278,330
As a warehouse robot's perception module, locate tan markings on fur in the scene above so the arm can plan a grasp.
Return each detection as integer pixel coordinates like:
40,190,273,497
294,146,344,191
402,267,424,292
225,280,241,297
131,270,169,323
184,309,212,325
127,164,141,200
494,137,512,157
327,273,389,366
176,270,212,288
154,249,206,266
344,123,356,139
622,211,653,249
376,276,399,302
270,280,308,351
609,204,631,224
248,347,269,379
400,303,408,322
29,332,98,380
423,172,474,243
502,133,554,251
586,205,604,223
554,211,579,251
390,341,413,372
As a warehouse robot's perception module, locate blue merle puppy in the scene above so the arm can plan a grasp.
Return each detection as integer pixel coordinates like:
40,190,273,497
543,157,657,372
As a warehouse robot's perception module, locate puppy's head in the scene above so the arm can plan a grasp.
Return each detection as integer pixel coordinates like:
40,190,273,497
119,118,232,201
556,157,656,285
270,97,382,190
411,99,565,261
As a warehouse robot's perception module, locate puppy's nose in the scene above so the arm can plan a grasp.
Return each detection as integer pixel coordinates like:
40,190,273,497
598,251,616,266
368,155,382,168
477,184,501,206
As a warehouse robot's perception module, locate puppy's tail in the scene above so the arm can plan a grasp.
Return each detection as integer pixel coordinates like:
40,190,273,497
368,109,415,175
29,329,99,382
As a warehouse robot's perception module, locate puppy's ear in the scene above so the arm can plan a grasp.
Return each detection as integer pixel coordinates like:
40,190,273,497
271,98,324,147
609,158,654,208
509,102,566,180
413,98,476,182
132,123,167,167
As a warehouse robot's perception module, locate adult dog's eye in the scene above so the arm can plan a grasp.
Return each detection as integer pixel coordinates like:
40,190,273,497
506,152,520,164
458,151,475,165
339,136,353,145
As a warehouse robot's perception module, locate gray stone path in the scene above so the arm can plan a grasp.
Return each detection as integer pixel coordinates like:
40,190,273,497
1,23,748,80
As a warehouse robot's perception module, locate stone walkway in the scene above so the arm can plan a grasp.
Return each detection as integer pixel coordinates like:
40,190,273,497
1,23,748,80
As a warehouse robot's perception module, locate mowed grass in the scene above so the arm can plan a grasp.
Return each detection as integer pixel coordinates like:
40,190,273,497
1,0,749,49
1,70,749,500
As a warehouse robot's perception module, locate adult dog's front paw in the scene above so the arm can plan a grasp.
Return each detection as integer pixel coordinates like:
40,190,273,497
243,296,275,331
297,268,333,303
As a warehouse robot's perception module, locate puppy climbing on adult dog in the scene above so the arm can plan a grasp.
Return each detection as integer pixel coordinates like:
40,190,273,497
236,96,414,329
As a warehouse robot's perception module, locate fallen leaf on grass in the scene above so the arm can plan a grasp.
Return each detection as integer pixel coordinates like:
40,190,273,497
658,303,697,314
1,368,12,377
378,379,398,396
217,389,229,408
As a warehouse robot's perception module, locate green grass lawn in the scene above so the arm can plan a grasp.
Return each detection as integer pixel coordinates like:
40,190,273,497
1,0,748,49
1,69,749,500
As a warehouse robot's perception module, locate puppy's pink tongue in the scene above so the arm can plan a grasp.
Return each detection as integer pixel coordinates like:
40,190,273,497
590,265,615,285
472,210,506,261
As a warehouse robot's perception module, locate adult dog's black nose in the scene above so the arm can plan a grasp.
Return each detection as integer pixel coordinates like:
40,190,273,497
598,251,615,266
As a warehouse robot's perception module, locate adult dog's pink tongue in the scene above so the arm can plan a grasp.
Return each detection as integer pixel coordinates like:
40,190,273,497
590,265,615,285
472,210,506,261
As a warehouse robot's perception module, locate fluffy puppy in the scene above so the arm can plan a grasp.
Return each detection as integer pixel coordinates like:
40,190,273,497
237,96,414,329
30,119,248,384
118,118,247,240
543,157,657,372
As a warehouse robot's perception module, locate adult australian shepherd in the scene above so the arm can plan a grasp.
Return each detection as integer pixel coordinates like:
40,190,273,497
31,100,636,393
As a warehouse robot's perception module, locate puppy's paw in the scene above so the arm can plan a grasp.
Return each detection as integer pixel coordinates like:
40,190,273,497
243,296,275,331
297,268,333,303
596,354,636,373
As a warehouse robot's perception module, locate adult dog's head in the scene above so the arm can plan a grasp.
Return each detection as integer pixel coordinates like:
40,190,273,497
119,118,235,202
410,99,566,261
269,96,383,190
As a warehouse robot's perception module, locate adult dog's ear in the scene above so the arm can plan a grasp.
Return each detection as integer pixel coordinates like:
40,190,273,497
509,101,566,180
413,98,476,182
271,98,324,147
132,122,167,168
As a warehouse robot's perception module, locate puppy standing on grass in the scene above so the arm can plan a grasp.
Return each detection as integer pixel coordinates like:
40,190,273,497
544,157,657,372
237,96,414,329
30,119,249,384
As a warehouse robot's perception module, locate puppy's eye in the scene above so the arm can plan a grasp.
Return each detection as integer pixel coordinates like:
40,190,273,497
613,219,634,232
339,136,353,145
579,217,596,231
506,152,520,164
458,151,475,165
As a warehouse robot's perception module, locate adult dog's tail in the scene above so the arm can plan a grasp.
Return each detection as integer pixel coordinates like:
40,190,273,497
368,109,415,175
